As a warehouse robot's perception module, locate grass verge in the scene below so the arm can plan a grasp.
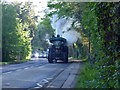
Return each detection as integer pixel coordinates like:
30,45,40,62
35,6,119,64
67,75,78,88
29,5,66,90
0,59,30,65
75,62,101,88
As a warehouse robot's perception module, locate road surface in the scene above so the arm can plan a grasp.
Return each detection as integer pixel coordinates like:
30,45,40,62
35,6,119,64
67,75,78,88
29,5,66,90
1,58,82,88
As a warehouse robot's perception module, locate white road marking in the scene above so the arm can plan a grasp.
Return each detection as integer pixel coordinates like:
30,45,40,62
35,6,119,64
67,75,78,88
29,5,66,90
46,78,52,80
36,83,43,88
24,68,28,69
43,79,49,83
38,66,42,68
34,87,41,88
5,71,12,74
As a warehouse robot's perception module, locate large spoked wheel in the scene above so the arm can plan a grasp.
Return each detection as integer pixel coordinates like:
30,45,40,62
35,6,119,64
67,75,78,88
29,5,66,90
48,48,53,63
63,46,68,63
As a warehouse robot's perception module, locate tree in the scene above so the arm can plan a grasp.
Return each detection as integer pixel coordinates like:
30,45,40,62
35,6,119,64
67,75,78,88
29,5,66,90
13,1,37,59
2,3,20,61
2,1,38,61
32,15,54,53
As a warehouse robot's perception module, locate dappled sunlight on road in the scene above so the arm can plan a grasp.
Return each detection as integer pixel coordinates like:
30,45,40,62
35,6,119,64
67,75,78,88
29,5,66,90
70,59,86,63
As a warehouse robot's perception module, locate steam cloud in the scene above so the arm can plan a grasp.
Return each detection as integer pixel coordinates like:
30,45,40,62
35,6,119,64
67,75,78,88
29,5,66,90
51,14,80,46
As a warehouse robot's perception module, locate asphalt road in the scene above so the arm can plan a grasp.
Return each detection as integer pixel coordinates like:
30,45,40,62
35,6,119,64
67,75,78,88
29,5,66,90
2,58,72,88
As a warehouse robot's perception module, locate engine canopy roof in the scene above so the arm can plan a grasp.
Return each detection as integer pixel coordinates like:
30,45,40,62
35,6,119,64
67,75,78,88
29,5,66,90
49,37,66,44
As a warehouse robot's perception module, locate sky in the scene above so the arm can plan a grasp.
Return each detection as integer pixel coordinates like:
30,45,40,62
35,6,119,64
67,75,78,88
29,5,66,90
4,0,50,20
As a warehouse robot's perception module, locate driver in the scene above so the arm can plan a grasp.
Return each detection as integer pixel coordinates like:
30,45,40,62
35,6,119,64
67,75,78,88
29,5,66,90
57,34,60,37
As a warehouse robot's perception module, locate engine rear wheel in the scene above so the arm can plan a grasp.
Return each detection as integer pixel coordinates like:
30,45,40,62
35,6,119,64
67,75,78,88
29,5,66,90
63,53,68,63
48,48,53,63
63,46,68,63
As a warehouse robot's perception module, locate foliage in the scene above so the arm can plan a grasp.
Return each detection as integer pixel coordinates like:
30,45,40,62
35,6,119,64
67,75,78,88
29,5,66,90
2,1,37,61
31,15,54,53
2,3,20,61
76,2,120,88
76,38,89,59
76,62,101,88
89,2,120,88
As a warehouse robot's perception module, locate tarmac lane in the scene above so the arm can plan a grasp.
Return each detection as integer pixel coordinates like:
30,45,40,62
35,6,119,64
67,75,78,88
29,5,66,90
2,58,71,88
1,58,48,74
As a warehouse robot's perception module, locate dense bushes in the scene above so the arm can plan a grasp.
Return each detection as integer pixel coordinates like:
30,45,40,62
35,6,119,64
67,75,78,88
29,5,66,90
90,2,120,88
76,2,120,88
76,62,101,88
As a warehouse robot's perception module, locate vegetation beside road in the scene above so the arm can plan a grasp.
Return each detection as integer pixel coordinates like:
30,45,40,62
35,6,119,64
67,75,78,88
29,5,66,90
76,62,100,88
76,60,119,88
0,59,30,65
2,2,37,62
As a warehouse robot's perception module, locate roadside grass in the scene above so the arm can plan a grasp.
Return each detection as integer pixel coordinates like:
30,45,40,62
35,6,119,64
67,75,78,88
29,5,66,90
75,62,101,88
70,56,88,62
0,59,30,65
69,57,74,59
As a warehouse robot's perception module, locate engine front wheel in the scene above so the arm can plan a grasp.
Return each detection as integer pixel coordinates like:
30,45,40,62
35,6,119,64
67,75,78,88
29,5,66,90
48,56,53,63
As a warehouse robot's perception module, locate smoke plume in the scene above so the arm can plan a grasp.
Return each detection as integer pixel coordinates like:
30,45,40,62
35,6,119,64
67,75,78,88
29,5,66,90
50,14,80,46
